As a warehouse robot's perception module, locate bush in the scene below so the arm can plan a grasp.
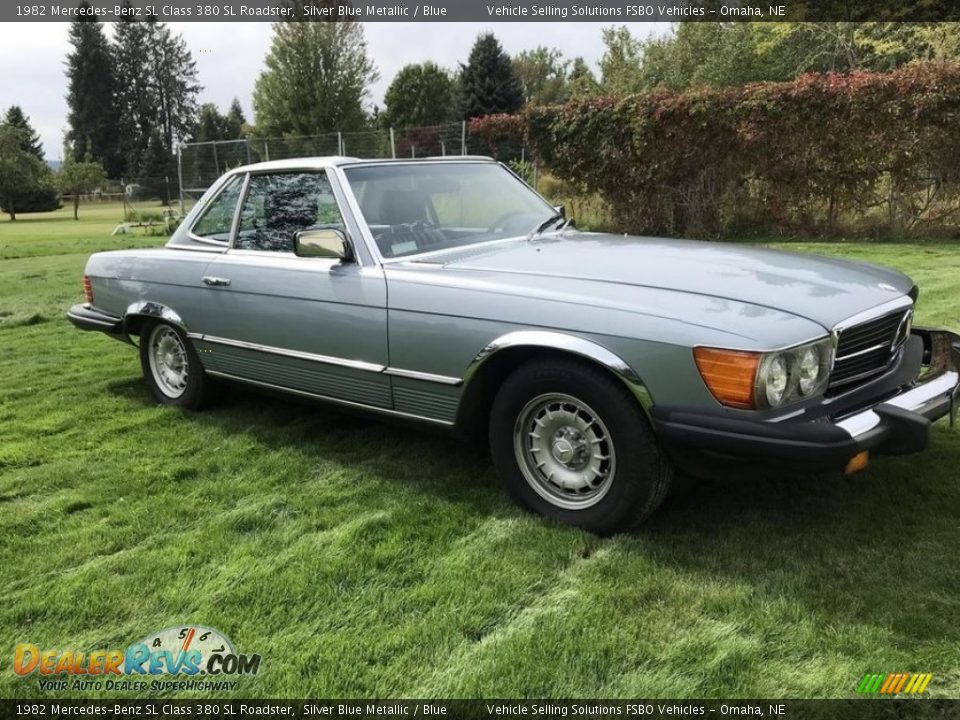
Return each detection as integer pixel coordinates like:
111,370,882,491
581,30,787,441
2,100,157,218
0,186,62,214
518,62,960,239
469,114,526,161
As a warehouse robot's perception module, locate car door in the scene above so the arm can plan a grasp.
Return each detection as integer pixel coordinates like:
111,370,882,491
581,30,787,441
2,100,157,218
190,170,391,409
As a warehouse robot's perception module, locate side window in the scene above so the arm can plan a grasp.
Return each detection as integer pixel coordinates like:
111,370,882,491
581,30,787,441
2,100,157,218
191,175,243,242
236,172,344,253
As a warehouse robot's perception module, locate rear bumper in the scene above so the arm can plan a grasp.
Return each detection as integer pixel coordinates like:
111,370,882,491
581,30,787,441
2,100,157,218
653,328,960,473
66,303,127,339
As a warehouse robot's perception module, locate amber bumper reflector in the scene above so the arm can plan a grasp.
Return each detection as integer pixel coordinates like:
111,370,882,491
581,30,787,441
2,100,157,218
845,451,869,475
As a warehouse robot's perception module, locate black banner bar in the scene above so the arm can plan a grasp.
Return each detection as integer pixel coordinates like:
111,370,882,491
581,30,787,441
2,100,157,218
5,0,960,23
0,700,955,720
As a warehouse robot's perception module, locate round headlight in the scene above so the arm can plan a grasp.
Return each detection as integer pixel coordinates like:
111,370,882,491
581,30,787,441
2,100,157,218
764,355,789,407
798,345,821,395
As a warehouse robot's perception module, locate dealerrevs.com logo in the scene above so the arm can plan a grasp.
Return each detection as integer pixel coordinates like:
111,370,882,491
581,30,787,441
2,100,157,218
14,626,261,693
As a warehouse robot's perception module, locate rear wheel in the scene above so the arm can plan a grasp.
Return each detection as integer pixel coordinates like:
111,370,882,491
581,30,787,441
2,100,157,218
490,359,672,535
139,321,208,409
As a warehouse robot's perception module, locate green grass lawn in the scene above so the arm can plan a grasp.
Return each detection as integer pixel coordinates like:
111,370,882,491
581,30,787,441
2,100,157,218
1,206,959,700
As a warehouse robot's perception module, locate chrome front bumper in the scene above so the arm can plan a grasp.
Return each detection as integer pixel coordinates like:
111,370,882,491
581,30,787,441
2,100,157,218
653,328,959,473
836,328,960,442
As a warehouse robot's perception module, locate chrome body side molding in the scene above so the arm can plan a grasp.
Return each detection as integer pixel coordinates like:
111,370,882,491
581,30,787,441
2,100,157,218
191,333,462,386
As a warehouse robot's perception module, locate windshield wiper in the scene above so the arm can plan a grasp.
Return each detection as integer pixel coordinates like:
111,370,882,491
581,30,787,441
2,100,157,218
526,213,564,240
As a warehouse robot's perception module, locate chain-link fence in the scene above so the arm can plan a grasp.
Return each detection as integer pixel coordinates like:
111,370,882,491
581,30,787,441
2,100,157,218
177,121,531,211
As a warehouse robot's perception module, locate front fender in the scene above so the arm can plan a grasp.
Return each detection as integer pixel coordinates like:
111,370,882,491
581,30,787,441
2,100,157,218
463,330,654,416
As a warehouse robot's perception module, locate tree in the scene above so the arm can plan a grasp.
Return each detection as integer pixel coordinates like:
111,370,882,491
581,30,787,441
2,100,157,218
599,26,645,95
195,104,229,143
253,14,378,136
113,16,154,176
512,47,570,105
459,33,524,119
1,108,61,214
65,7,122,176
382,62,457,128
567,57,601,98
635,23,763,90
112,15,201,178
225,98,247,139
55,154,106,221
146,20,202,154
4,107,44,160
140,130,174,204
0,125,49,221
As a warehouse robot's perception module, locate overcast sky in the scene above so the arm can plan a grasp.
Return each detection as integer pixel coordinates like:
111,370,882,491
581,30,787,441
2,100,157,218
0,22,668,160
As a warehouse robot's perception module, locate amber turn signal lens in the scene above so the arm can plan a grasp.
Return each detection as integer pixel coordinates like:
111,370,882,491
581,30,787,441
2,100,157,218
693,347,761,409
82,275,94,304
844,451,869,475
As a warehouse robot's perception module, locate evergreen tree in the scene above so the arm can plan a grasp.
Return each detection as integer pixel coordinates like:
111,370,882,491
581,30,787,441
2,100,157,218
113,16,154,177
195,103,229,143
253,14,378,135
0,125,48,221
65,6,121,176
382,62,457,128
1,108,61,214
112,14,200,179
4,107,44,160
146,20,201,154
459,33,524,119
141,130,174,204
225,98,247,139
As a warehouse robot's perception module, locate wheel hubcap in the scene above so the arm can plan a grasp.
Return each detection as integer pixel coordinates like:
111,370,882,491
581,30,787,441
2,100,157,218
513,393,616,510
148,325,189,398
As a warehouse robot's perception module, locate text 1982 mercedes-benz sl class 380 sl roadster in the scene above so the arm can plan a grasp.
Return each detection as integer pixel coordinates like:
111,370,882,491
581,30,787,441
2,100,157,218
68,157,960,534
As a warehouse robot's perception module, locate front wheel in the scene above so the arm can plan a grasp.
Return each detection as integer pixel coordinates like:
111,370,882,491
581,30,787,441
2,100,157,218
490,359,672,535
139,321,209,409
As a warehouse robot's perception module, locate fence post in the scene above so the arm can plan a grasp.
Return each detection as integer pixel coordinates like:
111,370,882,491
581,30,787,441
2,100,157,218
176,148,185,216
337,132,343,156
390,128,396,159
246,138,252,165
212,142,220,177
263,141,270,161
441,141,446,156
461,121,466,155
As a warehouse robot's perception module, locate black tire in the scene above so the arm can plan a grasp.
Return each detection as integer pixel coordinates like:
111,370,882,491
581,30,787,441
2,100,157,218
489,358,672,535
139,320,209,410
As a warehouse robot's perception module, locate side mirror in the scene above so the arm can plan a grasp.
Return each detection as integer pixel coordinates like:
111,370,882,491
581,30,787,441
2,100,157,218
553,205,566,219
294,228,353,261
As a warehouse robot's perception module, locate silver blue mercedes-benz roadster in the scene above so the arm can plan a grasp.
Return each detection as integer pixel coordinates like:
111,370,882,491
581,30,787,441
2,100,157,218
68,157,960,533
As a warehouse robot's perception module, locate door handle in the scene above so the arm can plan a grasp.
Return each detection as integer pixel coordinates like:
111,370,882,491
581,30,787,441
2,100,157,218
202,276,231,287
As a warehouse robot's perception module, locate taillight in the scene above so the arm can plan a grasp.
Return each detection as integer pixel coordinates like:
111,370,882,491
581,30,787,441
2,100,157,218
82,275,94,304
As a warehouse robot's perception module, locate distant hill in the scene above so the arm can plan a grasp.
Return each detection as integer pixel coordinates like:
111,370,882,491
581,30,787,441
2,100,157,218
46,159,61,172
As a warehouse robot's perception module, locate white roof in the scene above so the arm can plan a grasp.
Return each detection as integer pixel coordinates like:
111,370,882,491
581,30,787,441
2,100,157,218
228,155,495,175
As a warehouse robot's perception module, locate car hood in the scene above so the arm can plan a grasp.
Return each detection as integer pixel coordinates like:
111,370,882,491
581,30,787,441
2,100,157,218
426,233,914,330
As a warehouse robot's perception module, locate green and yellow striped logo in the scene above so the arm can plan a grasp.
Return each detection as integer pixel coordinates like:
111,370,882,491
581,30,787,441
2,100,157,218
857,672,933,695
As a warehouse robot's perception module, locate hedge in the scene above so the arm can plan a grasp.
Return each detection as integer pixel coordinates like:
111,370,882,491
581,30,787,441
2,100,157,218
472,63,960,238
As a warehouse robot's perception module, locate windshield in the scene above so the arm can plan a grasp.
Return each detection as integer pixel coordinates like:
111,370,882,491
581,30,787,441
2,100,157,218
342,162,557,259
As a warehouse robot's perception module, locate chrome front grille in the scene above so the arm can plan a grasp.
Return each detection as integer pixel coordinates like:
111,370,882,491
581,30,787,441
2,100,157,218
829,307,913,392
